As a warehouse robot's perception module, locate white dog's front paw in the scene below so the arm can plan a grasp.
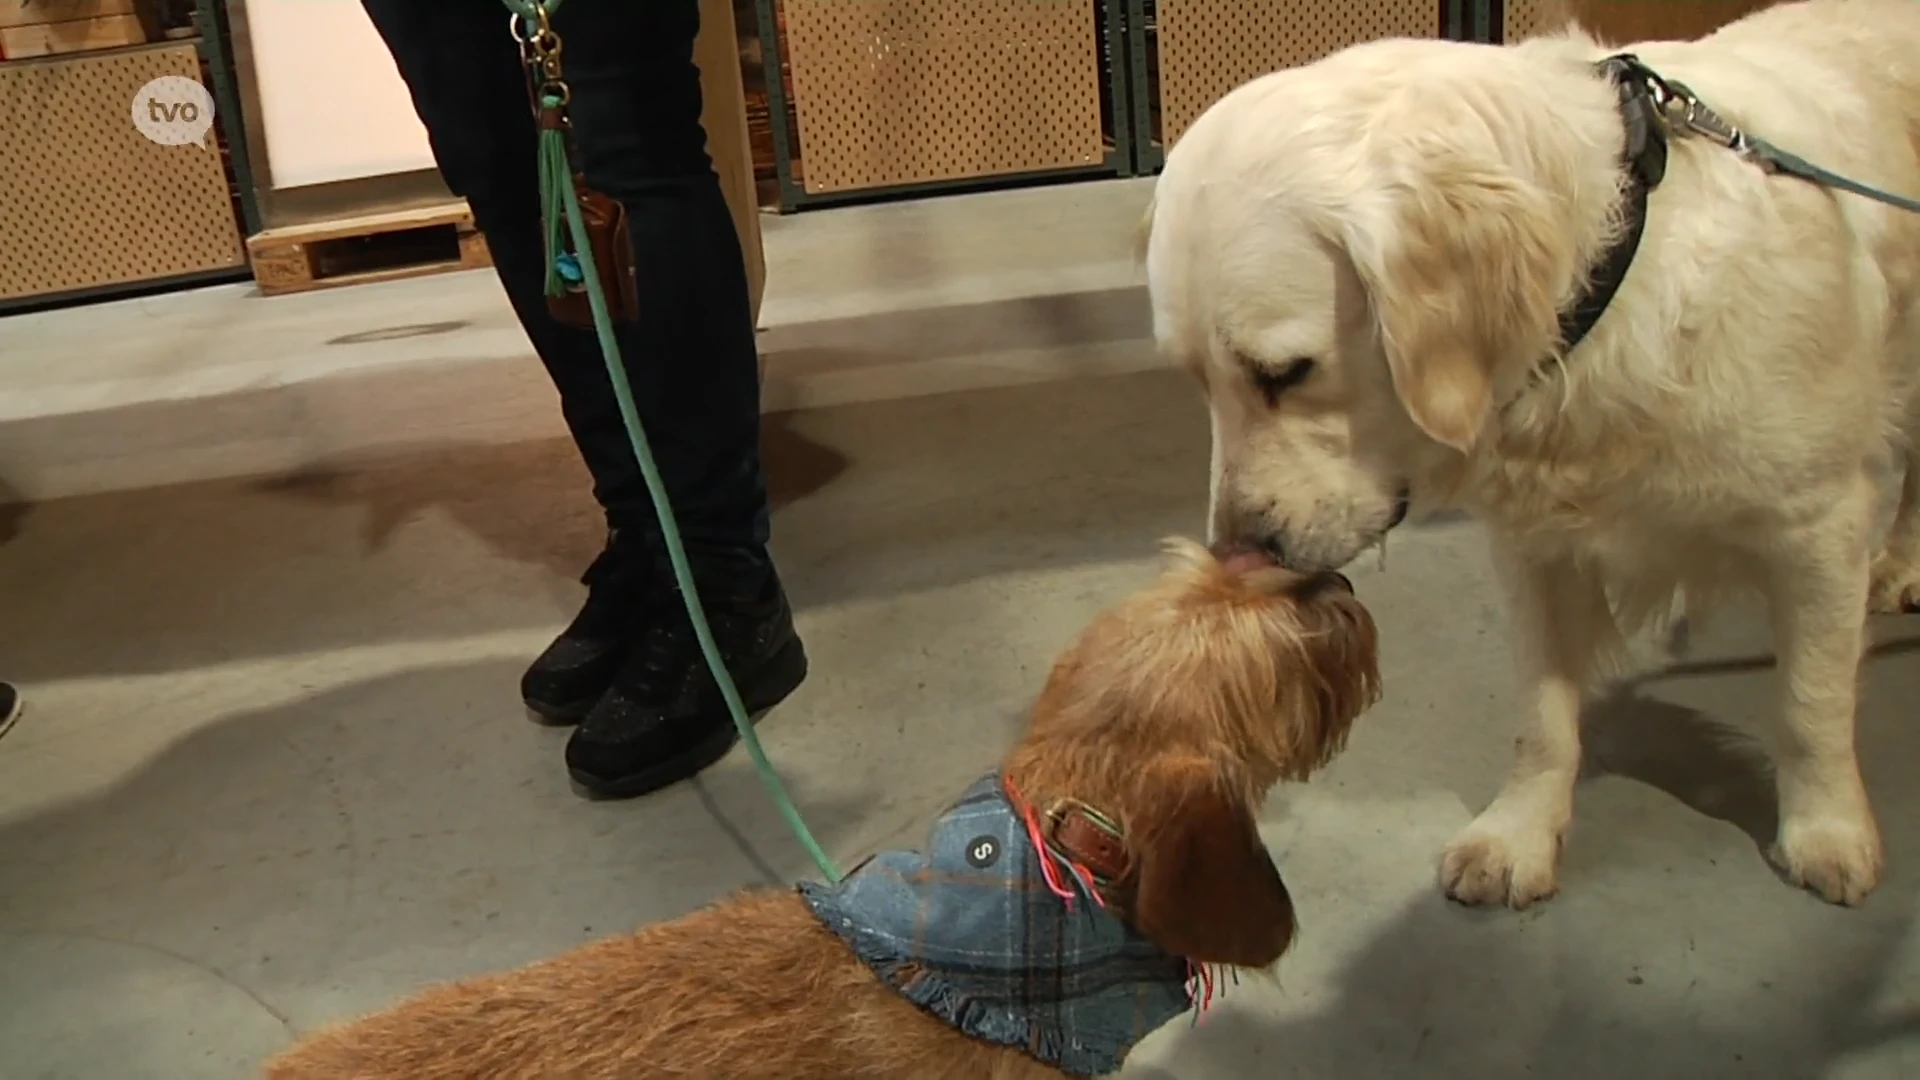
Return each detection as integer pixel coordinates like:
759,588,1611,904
1439,798,1567,909
1772,809,1884,906
1868,553,1920,614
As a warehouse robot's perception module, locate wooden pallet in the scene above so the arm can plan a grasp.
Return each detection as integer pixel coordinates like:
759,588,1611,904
0,13,145,57
245,201,491,297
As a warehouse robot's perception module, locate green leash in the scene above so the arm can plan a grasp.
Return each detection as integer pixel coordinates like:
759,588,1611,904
507,0,841,884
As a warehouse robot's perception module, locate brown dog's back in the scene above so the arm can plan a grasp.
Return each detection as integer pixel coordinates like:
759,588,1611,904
263,890,1058,1080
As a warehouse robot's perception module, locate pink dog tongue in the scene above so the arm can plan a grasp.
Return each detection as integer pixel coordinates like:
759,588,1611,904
1217,548,1278,576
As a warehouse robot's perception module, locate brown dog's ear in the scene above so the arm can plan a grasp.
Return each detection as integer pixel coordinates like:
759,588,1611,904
1340,143,1567,452
1129,759,1295,968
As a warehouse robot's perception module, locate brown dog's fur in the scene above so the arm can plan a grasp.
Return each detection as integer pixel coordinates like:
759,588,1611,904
263,538,1380,1080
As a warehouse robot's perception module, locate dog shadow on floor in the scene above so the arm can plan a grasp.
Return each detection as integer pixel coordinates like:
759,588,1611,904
1116,626,1920,1079
0,414,857,688
1577,684,1780,850
1122,690,1918,1077
2,368,1216,686
1581,628,1920,856
254,410,851,582
1120,880,1917,1079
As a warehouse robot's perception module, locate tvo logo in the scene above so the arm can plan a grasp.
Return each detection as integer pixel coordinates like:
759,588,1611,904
131,76,215,147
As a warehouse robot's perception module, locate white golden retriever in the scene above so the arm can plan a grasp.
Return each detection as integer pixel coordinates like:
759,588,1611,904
1143,0,1920,908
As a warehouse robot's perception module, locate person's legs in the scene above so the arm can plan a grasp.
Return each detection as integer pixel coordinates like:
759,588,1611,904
542,0,803,798
550,0,772,566
361,0,644,718
362,0,805,797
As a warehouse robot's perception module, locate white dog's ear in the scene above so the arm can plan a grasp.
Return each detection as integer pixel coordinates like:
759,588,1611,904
1341,151,1568,452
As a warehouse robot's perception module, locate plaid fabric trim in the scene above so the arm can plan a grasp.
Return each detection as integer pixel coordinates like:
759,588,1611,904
798,774,1191,1077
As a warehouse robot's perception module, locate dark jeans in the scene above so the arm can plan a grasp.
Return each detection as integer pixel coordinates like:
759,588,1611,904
362,0,770,579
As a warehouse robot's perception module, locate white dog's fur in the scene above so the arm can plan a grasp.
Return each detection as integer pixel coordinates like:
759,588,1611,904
1144,0,1920,908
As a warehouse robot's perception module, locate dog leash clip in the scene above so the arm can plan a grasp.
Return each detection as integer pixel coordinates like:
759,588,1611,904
1665,85,1750,154
1637,71,1751,155
1607,55,1750,156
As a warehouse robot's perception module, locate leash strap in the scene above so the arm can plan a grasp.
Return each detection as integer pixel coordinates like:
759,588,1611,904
1608,53,1920,214
1745,141,1920,214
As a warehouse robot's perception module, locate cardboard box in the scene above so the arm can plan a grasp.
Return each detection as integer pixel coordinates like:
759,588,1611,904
0,12,146,57
0,0,137,30
696,0,767,324
1513,0,1778,44
1580,1,1776,43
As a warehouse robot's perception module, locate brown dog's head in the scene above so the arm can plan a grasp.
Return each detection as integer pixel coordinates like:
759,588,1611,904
1004,537,1380,970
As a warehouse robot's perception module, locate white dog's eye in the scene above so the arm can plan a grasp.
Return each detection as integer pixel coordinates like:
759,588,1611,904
1252,356,1316,406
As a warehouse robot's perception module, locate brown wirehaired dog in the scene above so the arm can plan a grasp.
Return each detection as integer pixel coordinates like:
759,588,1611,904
263,538,1380,1080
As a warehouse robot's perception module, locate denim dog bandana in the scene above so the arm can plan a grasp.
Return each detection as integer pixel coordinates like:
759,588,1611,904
797,773,1195,1077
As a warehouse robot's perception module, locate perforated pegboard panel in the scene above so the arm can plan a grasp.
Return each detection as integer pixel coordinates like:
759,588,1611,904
1504,1,1778,44
1,45,244,301
780,0,1106,194
1158,0,1441,148
1503,0,1549,41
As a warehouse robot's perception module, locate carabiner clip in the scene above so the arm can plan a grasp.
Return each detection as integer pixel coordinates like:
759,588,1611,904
1660,78,1750,153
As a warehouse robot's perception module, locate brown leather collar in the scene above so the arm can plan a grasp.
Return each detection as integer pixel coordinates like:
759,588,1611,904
1001,776,1134,903
1042,798,1132,894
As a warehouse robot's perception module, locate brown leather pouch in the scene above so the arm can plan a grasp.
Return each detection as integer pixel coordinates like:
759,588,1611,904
545,175,641,329
538,101,640,329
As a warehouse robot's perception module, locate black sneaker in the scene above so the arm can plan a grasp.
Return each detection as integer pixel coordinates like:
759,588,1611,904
522,529,654,724
564,567,808,800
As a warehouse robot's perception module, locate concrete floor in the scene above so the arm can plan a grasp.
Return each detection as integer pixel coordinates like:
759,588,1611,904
3,182,1920,1079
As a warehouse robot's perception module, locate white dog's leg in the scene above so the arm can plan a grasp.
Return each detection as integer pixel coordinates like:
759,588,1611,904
1869,443,1920,613
1767,474,1883,906
1440,547,1613,909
